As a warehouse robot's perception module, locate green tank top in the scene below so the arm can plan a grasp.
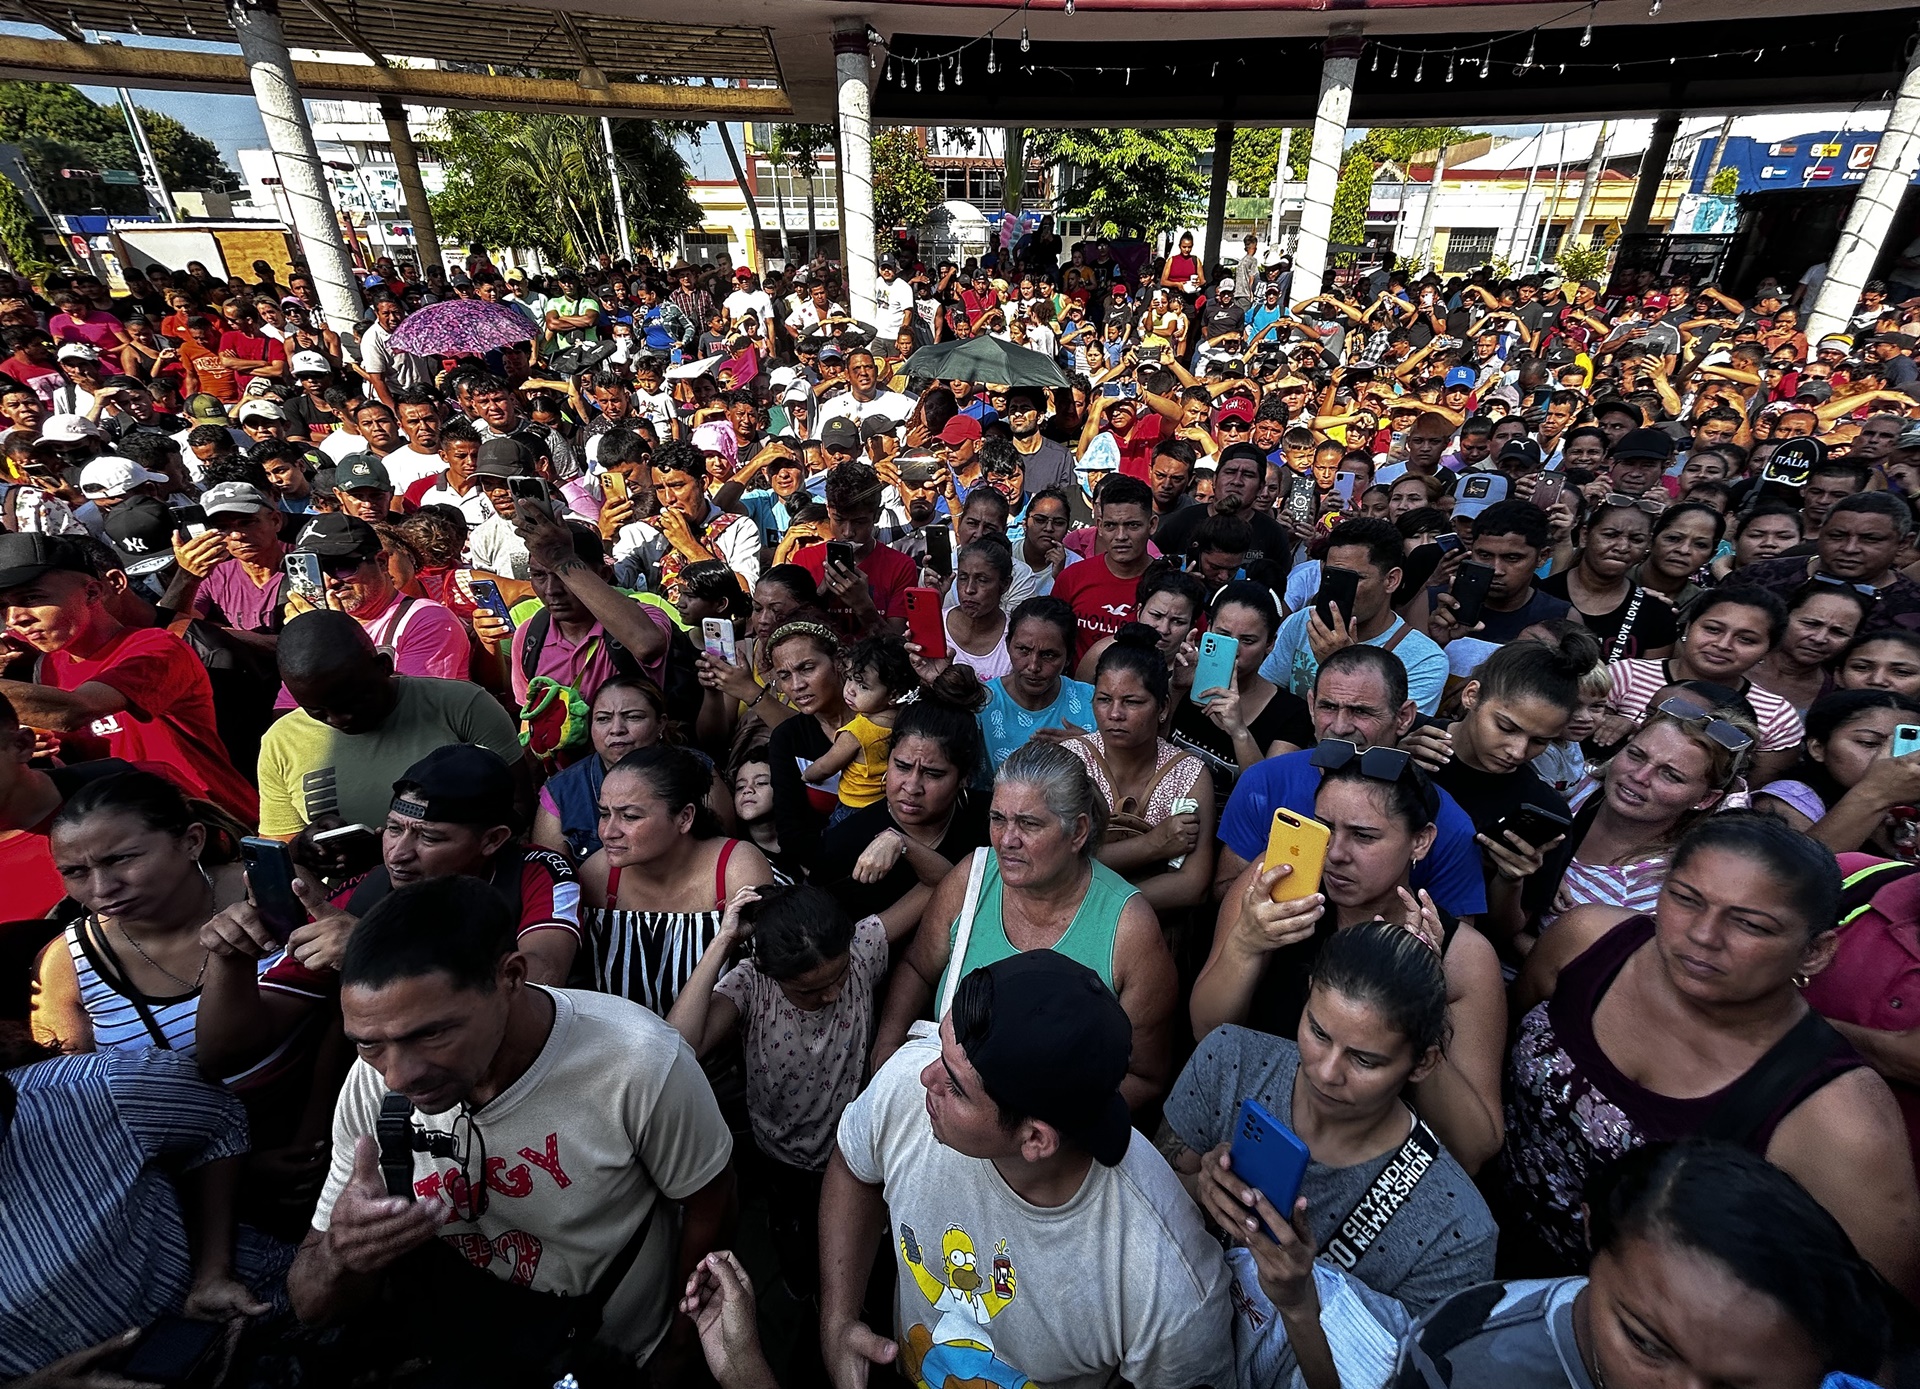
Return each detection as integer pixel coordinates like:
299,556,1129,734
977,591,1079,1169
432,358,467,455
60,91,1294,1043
933,849,1137,1007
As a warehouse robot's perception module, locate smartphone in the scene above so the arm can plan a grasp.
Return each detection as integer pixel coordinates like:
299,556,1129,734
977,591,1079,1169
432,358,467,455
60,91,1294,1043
118,1314,224,1386
1101,382,1126,399
1490,803,1573,850
170,503,209,539
1261,807,1330,902
469,578,514,634
1229,1098,1312,1238
702,616,737,664
826,539,855,572
1121,379,1139,399
1314,566,1362,629
509,475,553,507
925,523,952,579
1434,533,1463,555
283,550,325,605
1334,471,1357,505
1448,560,1497,631
377,1091,416,1201
1894,725,1920,760
602,469,628,504
905,586,948,659
240,836,304,943
1532,473,1568,510
1192,630,1236,705
311,821,381,867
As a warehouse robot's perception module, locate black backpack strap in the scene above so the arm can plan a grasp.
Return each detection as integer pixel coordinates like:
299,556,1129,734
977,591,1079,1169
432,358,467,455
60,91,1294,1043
519,606,552,681
1698,1010,1856,1147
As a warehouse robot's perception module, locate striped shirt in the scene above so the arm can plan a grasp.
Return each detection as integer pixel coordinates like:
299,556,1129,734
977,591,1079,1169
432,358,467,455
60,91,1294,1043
65,919,277,1059
1542,780,1669,931
0,1050,288,1376
1605,657,1804,752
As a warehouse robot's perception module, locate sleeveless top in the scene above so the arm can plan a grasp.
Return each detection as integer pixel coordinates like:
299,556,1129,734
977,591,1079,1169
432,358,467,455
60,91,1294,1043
1499,914,1863,1272
541,753,609,863
933,849,1138,1003
65,915,275,1061
589,839,741,1017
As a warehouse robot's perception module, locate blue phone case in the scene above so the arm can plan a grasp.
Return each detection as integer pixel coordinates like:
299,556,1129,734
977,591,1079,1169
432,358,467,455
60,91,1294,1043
1192,632,1236,705
1896,724,1920,760
1228,1098,1311,1238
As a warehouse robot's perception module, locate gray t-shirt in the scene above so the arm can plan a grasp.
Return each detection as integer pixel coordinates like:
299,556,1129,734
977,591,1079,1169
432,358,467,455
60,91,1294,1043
1167,1025,1497,1315
1391,1278,1592,1389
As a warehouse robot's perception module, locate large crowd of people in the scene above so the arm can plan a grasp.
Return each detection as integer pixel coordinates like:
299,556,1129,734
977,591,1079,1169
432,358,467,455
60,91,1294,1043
3,231,1920,1389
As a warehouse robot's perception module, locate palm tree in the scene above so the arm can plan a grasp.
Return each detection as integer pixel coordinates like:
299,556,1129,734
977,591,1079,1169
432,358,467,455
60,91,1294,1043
770,123,833,263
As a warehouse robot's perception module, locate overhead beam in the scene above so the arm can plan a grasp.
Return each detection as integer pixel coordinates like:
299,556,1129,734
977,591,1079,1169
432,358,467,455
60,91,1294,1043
294,0,389,68
0,32,793,118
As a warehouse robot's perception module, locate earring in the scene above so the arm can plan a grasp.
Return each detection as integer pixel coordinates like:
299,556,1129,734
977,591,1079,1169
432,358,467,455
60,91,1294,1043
1792,972,1811,988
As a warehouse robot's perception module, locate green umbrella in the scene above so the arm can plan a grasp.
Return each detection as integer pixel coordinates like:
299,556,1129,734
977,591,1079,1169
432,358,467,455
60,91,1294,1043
903,335,1071,389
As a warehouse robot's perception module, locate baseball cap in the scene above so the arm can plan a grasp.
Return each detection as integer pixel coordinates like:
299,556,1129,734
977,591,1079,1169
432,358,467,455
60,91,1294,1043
472,438,533,478
291,512,382,560
1641,291,1670,310
361,273,388,290
1452,471,1512,519
1610,427,1677,462
818,343,846,364
289,350,333,377
1816,335,1853,355
781,383,812,408
1492,439,1542,470
879,255,898,271
1444,366,1478,390
1215,399,1256,428
79,455,168,499
391,745,515,828
938,415,983,447
734,266,753,279
768,366,800,391
956,951,1133,1168
0,532,92,590
201,480,272,517
820,417,862,454
54,341,99,362
1793,380,1835,404
185,394,231,426
337,453,394,492
448,271,473,288
859,414,899,443
1894,423,1920,453
235,399,286,424
41,413,104,444
103,496,177,577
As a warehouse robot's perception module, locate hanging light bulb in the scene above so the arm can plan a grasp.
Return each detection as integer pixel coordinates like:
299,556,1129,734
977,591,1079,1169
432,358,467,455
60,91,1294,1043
954,55,963,85
1446,54,1457,80
1648,0,1661,14
1390,52,1401,78
1125,66,1132,84
1414,53,1425,81
1517,32,1535,72
1020,24,1030,51
1480,49,1491,77
1064,0,1074,14
987,40,997,73
937,63,945,91
915,64,922,92
1580,7,1593,45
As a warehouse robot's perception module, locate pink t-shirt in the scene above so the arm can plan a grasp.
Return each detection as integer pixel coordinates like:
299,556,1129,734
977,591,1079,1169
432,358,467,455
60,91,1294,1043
507,601,673,707
49,309,124,350
276,591,470,708
1605,657,1804,752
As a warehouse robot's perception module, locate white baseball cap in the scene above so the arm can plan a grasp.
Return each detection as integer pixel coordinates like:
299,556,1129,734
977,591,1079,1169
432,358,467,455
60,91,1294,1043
41,413,104,444
289,350,333,376
236,399,287,424
54,341,99,362
79,455,168,498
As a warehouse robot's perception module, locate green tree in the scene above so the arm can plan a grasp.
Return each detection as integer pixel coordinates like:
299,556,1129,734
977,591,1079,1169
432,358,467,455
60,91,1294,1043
1228,128,1312,195
1025,127,1208,237
0,81,235,216
1708,165,1738,196
1329,148,1373,248
769,124,833,261
1357,127,1476,168
873,127,936,256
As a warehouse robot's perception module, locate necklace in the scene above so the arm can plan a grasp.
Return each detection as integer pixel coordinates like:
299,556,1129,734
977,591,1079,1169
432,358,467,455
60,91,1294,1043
112,863,215,992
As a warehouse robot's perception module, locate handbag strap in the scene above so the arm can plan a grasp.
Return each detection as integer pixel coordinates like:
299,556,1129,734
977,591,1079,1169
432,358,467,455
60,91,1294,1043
1321,1116,1443,1272
937,848,991,1020
80,914,174,1051
1607,588,1648,663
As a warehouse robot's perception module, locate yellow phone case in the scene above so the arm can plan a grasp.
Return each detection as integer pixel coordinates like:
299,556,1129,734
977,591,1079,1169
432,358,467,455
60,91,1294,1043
1262,808,1330,902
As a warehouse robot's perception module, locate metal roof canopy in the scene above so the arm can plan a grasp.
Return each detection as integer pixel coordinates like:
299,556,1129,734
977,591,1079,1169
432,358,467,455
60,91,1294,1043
875,10,1918,125
0,0,782,83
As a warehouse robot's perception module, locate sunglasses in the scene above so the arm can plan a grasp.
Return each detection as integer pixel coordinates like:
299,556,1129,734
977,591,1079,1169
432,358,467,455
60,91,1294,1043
1653,695,1754,762
319,554,371,579
1309,738,1413,782
1603,492,1667,515
1811,573,1878,597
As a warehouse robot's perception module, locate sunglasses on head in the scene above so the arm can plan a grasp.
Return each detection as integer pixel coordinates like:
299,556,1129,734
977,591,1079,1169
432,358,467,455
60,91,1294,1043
1653,695,1754,761
1309,738,1412,781
1603,492,1667,515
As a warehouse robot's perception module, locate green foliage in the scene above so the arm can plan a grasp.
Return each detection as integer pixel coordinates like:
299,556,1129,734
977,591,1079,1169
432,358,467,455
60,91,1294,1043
1329,149,1373,247
873,128,936,255
0,81,236,216
1555,239,1611,282
0,171,47,275
1025,127,1209,237
429,110,698,264
1356,127,1476,168
1708,165,1739,196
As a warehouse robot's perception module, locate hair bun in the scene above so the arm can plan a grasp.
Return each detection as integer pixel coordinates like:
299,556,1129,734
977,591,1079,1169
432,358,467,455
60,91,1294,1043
925,663,989,713
1111,621,1162,654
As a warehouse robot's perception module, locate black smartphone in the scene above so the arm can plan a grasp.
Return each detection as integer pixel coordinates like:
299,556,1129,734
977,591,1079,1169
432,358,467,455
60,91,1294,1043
119,1314,223,1386
170,503,209,539
240,836,304,943
1434,533,1463,555
925,523,952,578
469,578,514,633
1314,566,1362,628
1449,560,1497,631
509,476,553,507
377,1092,416,1200
826,539,855,571
310,822,382,874
1491,803,1574,850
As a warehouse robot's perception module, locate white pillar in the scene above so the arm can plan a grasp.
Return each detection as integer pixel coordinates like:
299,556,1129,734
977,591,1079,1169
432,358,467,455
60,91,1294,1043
1568,121,1610,246
833,19,877,323
380,100,440,273
227,0,361,331
1294,23,1363,303
1807,45,1920,344
601,117,634,264
1412,144,1447,271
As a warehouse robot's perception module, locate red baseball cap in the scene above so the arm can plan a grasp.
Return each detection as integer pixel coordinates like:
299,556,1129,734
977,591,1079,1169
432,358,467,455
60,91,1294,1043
1641,291,1670,310
938,414,983,446
1215,399,1256,427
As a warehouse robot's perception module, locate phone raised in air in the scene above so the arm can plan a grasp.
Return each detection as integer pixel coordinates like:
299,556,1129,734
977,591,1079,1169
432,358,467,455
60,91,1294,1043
1191,631,1236,705
1448,560,1497,631
509,476,554,509
1314,566,1362,629
925,523,953,579
1894,725,1920,760
170,503,209,539
825,539,855,572
283,551,326,605
1261,808,1330,902
469,578,514,634
905,586,948,659
1229,1098,1313,1239
240,836,304,943
702,617,737,664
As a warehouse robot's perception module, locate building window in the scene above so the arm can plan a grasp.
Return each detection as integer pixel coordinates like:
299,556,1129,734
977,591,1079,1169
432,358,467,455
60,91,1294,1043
1443,228,1498,272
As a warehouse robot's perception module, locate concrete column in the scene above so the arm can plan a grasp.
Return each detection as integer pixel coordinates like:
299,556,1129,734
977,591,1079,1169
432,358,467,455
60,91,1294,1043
1568,121,1610,245
379,99,440,273
1624,109,1681,236
833,19,876,322
1203,122,1234,275
1807,45,1920,343
1294,24,1363,302
228,0,360,330
1412,144,1447,271
1004,126,1024,216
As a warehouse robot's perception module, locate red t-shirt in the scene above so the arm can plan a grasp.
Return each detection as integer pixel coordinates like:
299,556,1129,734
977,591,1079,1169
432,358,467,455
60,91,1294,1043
0,828,64,918
216,329,286,389
1052,554,1143,662
1115,414,1173,480
40,626,259,823
794,541,916,638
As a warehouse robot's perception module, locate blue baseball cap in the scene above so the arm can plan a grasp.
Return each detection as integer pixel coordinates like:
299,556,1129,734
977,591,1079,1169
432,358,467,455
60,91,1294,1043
1444,366,1478,390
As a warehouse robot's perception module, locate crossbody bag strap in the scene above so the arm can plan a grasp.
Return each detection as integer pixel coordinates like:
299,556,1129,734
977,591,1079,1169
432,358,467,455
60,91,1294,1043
1125,747,1185,819
1607,589,1648,664
1321,1117,1443,1271
1379,619,1413,655
80,914,174,1051
936,848,991,1021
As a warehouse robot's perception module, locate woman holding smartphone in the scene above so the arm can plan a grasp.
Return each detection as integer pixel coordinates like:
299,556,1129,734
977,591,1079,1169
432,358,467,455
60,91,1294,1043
1168,581,1312,795
1753,689,1920,854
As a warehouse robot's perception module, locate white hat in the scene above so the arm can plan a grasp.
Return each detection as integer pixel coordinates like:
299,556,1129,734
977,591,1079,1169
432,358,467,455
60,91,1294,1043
79,455,168,498
289,349,332,376
236,399,286,423
41,413,104,444
54,340,99,362
768,365,800,391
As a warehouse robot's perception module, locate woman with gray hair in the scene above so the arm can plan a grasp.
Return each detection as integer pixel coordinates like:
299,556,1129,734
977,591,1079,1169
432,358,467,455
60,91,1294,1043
871,740,1178,1109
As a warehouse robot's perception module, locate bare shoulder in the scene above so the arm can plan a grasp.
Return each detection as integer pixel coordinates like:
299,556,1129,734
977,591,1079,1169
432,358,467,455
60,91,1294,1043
1775,1062,1911,1161
722,837,775,890
577,849,612,907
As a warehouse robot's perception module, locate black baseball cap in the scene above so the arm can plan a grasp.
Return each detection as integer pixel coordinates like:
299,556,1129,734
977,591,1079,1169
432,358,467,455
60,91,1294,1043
337,453,393,492
391,745,515,827
957,951,1133,1167
858,414,899,443
291,512,382,560
0,532,92,590
103,496,178,578
820,417,861,454
1610,427,1677,462
473,438,533,479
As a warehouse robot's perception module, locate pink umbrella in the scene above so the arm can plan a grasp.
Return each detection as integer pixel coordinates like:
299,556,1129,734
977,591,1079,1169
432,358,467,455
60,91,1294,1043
386,299,538,356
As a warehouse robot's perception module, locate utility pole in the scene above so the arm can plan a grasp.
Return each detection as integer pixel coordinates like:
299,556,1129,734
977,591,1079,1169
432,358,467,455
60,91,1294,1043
114,84,175,221
601,117,634,263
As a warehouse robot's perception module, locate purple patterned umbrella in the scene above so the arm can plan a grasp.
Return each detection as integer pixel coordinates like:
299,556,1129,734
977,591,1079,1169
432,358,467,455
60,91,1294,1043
385,298,538,356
